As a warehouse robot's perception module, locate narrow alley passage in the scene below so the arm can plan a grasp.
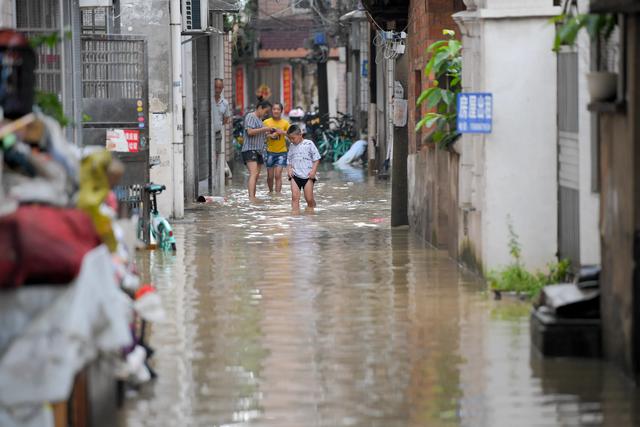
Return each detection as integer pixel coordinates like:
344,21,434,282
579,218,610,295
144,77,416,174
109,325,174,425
122,168,639,427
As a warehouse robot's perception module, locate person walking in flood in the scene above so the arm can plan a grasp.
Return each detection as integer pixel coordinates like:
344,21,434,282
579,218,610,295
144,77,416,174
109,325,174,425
213,78,232,178
286,125,321,210
263,103,290,193
242,100,273,201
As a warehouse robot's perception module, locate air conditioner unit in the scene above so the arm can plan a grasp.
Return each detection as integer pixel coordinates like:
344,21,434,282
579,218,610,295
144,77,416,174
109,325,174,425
182,0,209,34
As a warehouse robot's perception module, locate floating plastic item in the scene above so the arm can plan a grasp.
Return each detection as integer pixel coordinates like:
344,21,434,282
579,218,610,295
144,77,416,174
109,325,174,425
334,139,368,165
197,195,226,203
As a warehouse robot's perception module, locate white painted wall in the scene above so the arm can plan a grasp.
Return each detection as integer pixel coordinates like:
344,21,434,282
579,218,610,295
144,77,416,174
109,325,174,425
336,61,348,114
327,59,339,119
456,0,561,272
577,0,601,265
121,0,176,217
149,112,174,217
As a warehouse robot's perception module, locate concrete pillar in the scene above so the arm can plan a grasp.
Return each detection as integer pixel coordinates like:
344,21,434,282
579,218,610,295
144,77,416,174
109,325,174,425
391,54,409,227
183,41,196,202
210,14,225,197
576,0,601,266
327,59,339,118
121,0,174,218
169,0,184,219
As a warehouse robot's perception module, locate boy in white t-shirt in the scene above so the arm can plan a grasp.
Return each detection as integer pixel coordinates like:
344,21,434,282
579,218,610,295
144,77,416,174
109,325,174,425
286,125,321,209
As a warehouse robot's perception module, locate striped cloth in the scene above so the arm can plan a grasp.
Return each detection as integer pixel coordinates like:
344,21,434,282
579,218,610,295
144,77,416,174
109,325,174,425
242,112,265,152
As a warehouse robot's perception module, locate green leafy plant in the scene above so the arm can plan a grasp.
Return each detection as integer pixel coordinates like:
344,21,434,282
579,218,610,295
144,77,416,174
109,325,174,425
28,31,67,50
487,220,571,299
28,31,73,127
34,90,69,127
415,29,462,149
551,13,616,52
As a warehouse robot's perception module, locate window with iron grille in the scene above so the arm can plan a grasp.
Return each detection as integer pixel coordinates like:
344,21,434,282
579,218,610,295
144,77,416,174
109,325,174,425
16,0,63,96
81,7,109,34
81,37,145,99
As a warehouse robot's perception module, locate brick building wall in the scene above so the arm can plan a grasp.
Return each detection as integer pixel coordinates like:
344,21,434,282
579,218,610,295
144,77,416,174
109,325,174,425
407,0,464,154
406,0,465,258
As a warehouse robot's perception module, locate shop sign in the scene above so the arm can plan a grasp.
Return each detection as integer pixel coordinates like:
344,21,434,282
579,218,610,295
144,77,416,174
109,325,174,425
282,66,292,114
235,67,244,115
457,93,493,133
106,129,140,152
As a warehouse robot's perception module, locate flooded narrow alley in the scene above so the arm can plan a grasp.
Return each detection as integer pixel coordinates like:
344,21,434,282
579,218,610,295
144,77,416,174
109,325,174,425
122,167,639,427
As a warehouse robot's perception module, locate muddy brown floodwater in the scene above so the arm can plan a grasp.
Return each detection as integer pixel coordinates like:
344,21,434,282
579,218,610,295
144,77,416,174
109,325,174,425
122,165,640,427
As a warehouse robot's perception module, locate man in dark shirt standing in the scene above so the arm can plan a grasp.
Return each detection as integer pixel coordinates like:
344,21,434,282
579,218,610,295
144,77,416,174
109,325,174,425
242,100,273,201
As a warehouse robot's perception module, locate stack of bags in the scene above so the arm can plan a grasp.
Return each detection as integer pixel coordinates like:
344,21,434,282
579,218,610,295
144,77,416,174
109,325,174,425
0,29,164,427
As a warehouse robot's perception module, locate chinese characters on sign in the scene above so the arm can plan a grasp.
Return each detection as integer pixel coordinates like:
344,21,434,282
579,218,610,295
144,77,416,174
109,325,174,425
282,66,292,114
106,129,140,153
457,93,493,133
235,67,245,115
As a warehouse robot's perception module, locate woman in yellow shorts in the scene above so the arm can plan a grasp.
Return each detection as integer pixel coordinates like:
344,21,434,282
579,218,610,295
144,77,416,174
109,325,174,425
263,102,290,193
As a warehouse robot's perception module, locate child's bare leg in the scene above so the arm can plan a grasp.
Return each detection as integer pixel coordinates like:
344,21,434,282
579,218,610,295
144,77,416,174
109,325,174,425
303,180,316,208
274,166,283,193
247,161,261,200
266,167,275,193
290,179,301,210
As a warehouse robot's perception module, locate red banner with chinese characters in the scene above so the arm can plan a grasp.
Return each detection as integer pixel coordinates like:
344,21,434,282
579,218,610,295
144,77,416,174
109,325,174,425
282,66,292,114
106,129,139,152
125,129,140,152
235,67,244,115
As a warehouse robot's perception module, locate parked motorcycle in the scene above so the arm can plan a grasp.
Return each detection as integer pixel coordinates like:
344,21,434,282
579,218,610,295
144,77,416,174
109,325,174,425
288,107,307,135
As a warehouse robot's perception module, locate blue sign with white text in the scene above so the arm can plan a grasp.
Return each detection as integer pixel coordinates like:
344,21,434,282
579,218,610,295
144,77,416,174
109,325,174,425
457,93,493,134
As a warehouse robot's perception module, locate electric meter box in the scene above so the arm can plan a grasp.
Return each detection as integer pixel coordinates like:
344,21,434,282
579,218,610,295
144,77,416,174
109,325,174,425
182,0,209,34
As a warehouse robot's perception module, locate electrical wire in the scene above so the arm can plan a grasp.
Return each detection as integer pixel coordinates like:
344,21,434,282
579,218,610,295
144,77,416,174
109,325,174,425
270,0,311,17
365,10,386,34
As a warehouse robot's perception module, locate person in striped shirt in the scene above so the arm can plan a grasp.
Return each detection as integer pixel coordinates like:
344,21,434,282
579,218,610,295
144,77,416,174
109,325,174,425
241,100,273,201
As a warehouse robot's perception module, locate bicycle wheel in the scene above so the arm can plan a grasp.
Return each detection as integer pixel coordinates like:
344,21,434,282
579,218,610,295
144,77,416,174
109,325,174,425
157,223,174,251
318,134,331,160
156,223,166,250
334,139,351,162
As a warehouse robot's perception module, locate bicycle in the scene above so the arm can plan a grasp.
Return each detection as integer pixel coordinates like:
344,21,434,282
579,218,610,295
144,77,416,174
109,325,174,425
232,115,244,161
143,183,176,252
318,130,353,163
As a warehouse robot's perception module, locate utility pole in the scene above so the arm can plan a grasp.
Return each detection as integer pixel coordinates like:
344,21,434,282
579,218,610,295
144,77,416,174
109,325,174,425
170,0,184,218
391,54,408,226
317,61,329,117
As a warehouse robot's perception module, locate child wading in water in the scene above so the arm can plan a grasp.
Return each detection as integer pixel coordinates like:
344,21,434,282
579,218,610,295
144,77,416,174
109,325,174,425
286,125,321,210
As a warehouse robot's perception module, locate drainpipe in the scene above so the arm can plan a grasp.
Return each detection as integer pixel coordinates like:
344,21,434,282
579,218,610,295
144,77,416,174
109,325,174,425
170,0,184,218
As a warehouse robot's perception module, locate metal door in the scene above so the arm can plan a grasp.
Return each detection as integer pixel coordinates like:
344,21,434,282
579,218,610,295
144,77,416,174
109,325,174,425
193,36,211,195
558,51,580,268
81,34,150,242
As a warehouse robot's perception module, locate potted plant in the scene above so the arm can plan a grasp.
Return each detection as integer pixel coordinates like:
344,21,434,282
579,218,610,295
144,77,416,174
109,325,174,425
552,13,618,102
